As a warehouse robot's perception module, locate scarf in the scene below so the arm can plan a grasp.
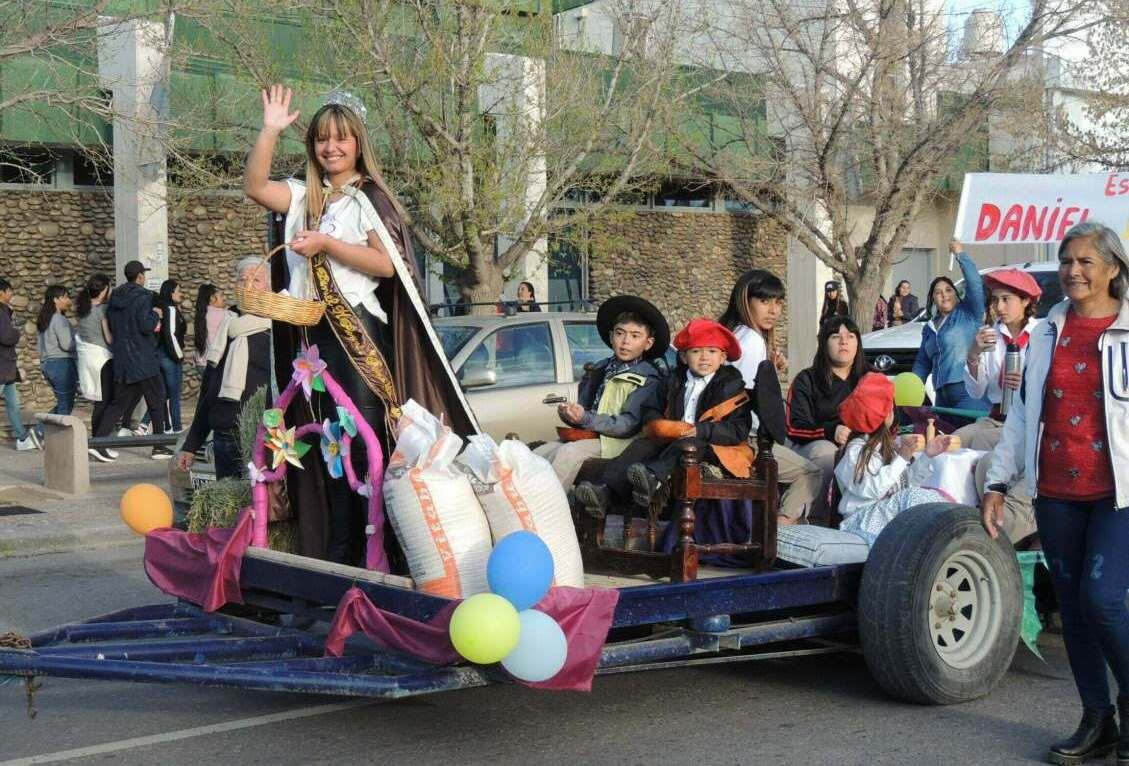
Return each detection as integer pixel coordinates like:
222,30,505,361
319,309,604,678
207,311,272,401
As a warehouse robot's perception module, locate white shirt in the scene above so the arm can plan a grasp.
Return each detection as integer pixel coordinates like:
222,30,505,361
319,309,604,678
728,323,764,430
284,178,387,322
834,438,935,518
682,370,715,424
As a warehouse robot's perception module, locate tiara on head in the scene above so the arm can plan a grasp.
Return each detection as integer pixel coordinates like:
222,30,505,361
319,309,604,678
324,90,367,125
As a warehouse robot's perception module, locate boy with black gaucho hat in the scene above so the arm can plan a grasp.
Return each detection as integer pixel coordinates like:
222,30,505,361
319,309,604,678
577,317,754,513
533,295,670,489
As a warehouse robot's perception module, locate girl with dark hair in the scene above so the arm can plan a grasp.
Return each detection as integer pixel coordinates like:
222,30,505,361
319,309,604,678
786,317,868,499
819,281,850,322
153,279,186,432
887,280,919,326
75,274,117,460
720,269,824,524
515,281,541,312
193,283,225,369
911,239,988,409
36,285,77,416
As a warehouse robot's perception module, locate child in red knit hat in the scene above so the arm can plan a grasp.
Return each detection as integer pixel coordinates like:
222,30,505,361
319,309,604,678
834,373,953,544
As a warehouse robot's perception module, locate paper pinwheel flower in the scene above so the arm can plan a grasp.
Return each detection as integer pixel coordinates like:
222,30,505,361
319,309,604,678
247,462,268,484
320,419,350,479
336,406,358,438
292,345,328,399
266,425,311,470
357,476,372,498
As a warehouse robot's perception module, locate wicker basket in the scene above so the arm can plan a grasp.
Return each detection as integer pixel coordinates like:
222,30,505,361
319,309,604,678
236,244,325,327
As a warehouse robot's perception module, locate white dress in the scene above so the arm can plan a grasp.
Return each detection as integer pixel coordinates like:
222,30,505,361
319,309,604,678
835,438,948,545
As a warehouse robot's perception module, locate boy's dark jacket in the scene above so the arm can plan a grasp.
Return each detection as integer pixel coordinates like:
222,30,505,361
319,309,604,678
0,304,20,384
574,356,664,438
657,364,754,477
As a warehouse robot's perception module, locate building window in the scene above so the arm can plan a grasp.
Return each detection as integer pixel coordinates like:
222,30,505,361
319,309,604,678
548,229,588,312
0,148,55,184
72,151,113,187
654,179,712,209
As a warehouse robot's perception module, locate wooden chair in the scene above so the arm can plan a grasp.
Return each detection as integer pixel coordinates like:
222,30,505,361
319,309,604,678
573,431,780,582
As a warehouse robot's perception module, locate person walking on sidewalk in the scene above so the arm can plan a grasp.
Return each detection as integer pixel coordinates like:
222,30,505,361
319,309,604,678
75,273,118,462
95,261,172,460
36,285,78,417
153,279,186,433
0,278,38,451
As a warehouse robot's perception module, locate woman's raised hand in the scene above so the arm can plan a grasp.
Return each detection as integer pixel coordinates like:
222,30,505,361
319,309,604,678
261,85,300,133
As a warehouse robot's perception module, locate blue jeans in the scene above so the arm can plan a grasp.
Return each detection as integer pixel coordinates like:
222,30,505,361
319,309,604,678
1,382,27,440
142,351,183,431
1035,495,1129,712
40,358,77,416
213,428,243,481
934,381,990,411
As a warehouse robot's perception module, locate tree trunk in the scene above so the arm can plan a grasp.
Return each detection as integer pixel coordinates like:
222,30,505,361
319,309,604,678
461,264,504,316
845,271,884,336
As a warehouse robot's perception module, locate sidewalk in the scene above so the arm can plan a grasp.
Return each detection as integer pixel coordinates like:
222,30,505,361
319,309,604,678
0,444,169,558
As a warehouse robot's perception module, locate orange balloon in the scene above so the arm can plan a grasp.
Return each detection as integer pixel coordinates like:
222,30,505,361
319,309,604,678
120,483,174,536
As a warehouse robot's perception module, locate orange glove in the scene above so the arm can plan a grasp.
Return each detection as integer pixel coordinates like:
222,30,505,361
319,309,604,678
646,419,698,441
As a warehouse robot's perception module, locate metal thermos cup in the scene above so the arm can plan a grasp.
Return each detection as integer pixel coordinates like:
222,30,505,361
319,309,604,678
1001,343,1021,416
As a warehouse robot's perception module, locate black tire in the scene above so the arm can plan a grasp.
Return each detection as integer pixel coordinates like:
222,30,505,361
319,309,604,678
858,503,1021,705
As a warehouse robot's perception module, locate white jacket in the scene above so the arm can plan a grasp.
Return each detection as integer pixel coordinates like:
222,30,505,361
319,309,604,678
986,299,1129,509
835,438,936,518
963,317,1040,405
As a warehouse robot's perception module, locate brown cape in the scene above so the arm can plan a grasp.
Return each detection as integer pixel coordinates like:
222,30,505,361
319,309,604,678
268,181,478,560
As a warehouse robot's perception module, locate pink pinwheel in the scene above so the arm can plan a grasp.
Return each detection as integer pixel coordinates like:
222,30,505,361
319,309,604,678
320,419,349,479
292,345,328,399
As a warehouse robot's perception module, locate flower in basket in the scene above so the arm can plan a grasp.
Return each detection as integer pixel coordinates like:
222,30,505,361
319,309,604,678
320,419,350,479
266,425,310,470
292,345,328,399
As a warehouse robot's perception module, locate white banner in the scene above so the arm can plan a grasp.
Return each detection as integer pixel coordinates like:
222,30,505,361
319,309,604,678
954,172,1129,245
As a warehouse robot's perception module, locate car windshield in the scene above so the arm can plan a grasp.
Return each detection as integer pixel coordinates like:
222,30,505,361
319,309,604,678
435,325,478,358
914,269,1062,322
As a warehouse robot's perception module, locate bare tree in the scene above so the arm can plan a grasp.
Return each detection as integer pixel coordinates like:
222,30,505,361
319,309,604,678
672,0,1104,330
0,1,182,180
180,0,698,309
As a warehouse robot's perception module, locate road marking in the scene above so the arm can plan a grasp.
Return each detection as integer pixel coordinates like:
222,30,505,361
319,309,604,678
0,699,374,765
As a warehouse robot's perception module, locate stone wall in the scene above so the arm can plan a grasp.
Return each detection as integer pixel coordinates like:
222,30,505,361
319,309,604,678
588,210,789,342
0,187,268,438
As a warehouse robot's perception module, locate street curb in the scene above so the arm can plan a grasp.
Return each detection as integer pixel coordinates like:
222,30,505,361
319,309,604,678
0,528,141,559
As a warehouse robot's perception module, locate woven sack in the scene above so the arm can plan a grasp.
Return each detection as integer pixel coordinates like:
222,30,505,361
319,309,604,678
461,434,584,588
384,400,491,598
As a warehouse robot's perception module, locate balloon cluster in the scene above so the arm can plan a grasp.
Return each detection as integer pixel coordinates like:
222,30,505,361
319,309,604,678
448,531,568,682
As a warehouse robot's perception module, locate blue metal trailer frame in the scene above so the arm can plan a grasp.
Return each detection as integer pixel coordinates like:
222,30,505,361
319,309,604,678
0,558,864,699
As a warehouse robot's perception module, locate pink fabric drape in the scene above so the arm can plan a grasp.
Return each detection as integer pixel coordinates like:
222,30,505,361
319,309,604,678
143,510,254,612
325,585,619,692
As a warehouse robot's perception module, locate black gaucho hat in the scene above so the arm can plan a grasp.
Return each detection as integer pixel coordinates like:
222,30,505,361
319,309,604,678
596,295,670,361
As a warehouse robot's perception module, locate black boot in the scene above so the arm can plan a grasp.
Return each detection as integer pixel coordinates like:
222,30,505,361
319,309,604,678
1048,707,1118,765
1117,697,1129,765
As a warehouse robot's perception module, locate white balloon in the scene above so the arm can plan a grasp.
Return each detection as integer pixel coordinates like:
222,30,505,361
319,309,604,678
501,609,568,683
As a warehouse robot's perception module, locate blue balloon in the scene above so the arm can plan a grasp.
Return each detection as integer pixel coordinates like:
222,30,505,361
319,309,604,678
501,609,568,682
487,531,554,611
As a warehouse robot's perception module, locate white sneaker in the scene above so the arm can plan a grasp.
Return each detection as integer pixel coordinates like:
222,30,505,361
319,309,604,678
135,423,152,436
117,428,133,438
15,436,36,451
106,448,119,459
88,447,116,463
27,429,42,449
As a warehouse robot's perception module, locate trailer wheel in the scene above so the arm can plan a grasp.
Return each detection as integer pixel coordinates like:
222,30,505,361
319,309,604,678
858,503,1021,705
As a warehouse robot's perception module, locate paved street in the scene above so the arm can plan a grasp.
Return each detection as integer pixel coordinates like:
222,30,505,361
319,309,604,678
0,546,1085,766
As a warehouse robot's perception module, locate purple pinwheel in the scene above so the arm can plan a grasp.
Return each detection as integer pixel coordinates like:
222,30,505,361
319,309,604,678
292,345,328,399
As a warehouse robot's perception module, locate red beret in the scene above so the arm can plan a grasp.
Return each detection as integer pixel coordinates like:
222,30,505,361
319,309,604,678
838,373,895,435
984,269,1042,301
673,318,742,361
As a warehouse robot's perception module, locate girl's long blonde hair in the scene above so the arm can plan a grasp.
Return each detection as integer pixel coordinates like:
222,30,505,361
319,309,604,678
303,104,408,234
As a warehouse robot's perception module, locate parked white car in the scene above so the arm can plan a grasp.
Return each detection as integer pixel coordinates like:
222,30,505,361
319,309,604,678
862,261,1064,391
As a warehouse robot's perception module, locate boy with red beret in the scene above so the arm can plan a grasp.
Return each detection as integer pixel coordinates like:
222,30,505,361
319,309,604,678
577,317,753,513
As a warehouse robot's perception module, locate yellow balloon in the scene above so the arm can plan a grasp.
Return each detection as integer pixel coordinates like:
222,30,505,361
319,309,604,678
892,372,926,407
449,593,520,665
120,483,174,536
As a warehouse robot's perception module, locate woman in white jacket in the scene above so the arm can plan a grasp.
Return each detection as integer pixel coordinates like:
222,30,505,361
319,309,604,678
982,222,1129,765
957,268,1042,545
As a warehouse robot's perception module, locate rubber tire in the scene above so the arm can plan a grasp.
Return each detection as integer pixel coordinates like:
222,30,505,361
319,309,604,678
858,503,1021,705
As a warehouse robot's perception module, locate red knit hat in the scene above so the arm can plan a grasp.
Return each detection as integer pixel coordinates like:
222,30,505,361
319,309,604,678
673,318,742,360
838,373,895,434
984,269,1042,301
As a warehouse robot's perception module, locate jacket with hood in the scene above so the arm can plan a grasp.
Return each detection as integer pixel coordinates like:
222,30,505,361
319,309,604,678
107,282,160,384
574,355,664,458
156,301,187,364
986,298,1129,510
